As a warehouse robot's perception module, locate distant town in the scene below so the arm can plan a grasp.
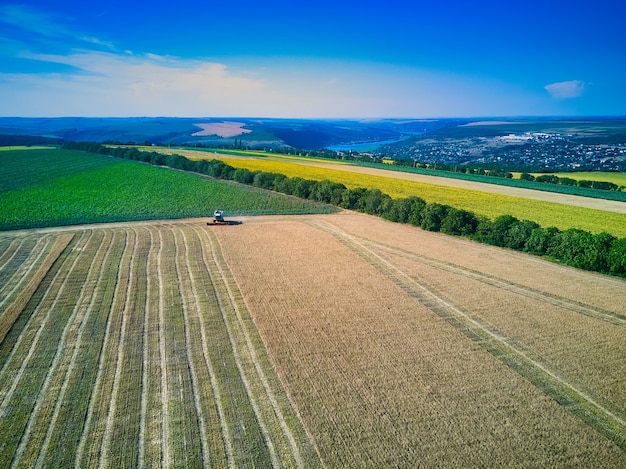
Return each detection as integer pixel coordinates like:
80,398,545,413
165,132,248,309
375,132,626,172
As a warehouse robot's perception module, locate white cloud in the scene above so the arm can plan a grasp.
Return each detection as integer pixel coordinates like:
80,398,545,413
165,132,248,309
0,50,554,118
544,80,586,99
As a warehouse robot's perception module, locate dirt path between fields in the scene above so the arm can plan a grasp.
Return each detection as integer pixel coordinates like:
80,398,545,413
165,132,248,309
287,160,626,213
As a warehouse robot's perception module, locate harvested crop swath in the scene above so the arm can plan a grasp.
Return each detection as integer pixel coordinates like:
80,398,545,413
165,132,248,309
215,213,626,467
0,223,320,468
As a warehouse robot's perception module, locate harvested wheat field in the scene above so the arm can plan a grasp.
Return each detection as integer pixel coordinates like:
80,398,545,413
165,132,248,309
215,211,626,467
1,212,625,467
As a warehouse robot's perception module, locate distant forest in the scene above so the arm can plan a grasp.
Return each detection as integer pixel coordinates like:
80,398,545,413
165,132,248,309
0,134,62,146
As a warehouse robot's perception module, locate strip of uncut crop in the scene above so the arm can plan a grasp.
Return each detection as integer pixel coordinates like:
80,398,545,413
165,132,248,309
202,227,323,468
75,229,132,467
13,230,110,468
206,230,305,466
193,227,314,467
204,230,280,467
309,218,626,450
0,231,89,465
157,227,171,468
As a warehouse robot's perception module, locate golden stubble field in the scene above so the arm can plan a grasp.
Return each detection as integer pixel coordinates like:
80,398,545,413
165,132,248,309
217,212,626,466
1,212,625,467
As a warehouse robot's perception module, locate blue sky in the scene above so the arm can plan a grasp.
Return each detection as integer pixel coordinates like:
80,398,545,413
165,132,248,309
1,0,624,118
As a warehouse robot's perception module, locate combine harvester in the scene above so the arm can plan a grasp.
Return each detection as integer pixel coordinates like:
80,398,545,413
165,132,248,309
208,209,236,226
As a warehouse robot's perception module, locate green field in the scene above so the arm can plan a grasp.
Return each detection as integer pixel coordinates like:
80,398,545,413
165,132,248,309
0,149,335,230
538,172,626,186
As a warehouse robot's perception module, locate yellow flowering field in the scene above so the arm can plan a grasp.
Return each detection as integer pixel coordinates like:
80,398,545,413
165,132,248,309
217,156,626,237
150,148,626,237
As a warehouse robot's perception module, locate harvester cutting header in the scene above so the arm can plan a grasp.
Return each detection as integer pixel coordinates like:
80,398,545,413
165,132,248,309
208,209,237,226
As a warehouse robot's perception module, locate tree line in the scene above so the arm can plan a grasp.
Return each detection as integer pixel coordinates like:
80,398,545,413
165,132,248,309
62,142,626,277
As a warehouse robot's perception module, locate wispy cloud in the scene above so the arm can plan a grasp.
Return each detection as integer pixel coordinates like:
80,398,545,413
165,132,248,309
0,4,69,37
0,51,552,117
544,80,587,99
0,4,115,51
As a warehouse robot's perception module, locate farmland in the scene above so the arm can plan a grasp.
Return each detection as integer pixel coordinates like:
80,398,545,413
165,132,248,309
0,148,334,230
156,148,626,237
2,214,625,467
0,221,320,467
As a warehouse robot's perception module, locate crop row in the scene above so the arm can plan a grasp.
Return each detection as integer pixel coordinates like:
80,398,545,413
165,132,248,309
0,148,115,193
0,225,320,467
0,149,335,230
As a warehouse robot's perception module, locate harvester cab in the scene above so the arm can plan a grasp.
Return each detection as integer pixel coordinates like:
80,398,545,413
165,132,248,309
213,210,225,222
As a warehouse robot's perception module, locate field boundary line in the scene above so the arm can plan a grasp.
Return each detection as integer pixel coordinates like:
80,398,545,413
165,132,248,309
308,218,626,448
189,226,240,468
203,225,324,467
0,234,72,345
0,231,87,415
74,230,130,467
358,238,626,327
201,229,280,467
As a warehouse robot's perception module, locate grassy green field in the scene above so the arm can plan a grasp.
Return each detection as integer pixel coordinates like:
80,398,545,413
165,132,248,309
536,172,626,186
0,149,335,230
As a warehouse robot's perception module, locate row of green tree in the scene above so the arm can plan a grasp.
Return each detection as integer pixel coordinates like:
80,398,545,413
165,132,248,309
63,142,626,277
386,156,624,192
519,172,623,191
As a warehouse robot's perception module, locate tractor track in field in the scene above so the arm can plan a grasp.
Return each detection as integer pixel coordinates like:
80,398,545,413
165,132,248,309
357,237,626,328
307,218,626,447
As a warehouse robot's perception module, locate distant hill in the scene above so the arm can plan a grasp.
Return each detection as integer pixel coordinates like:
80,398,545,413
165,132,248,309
0,117,450,150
